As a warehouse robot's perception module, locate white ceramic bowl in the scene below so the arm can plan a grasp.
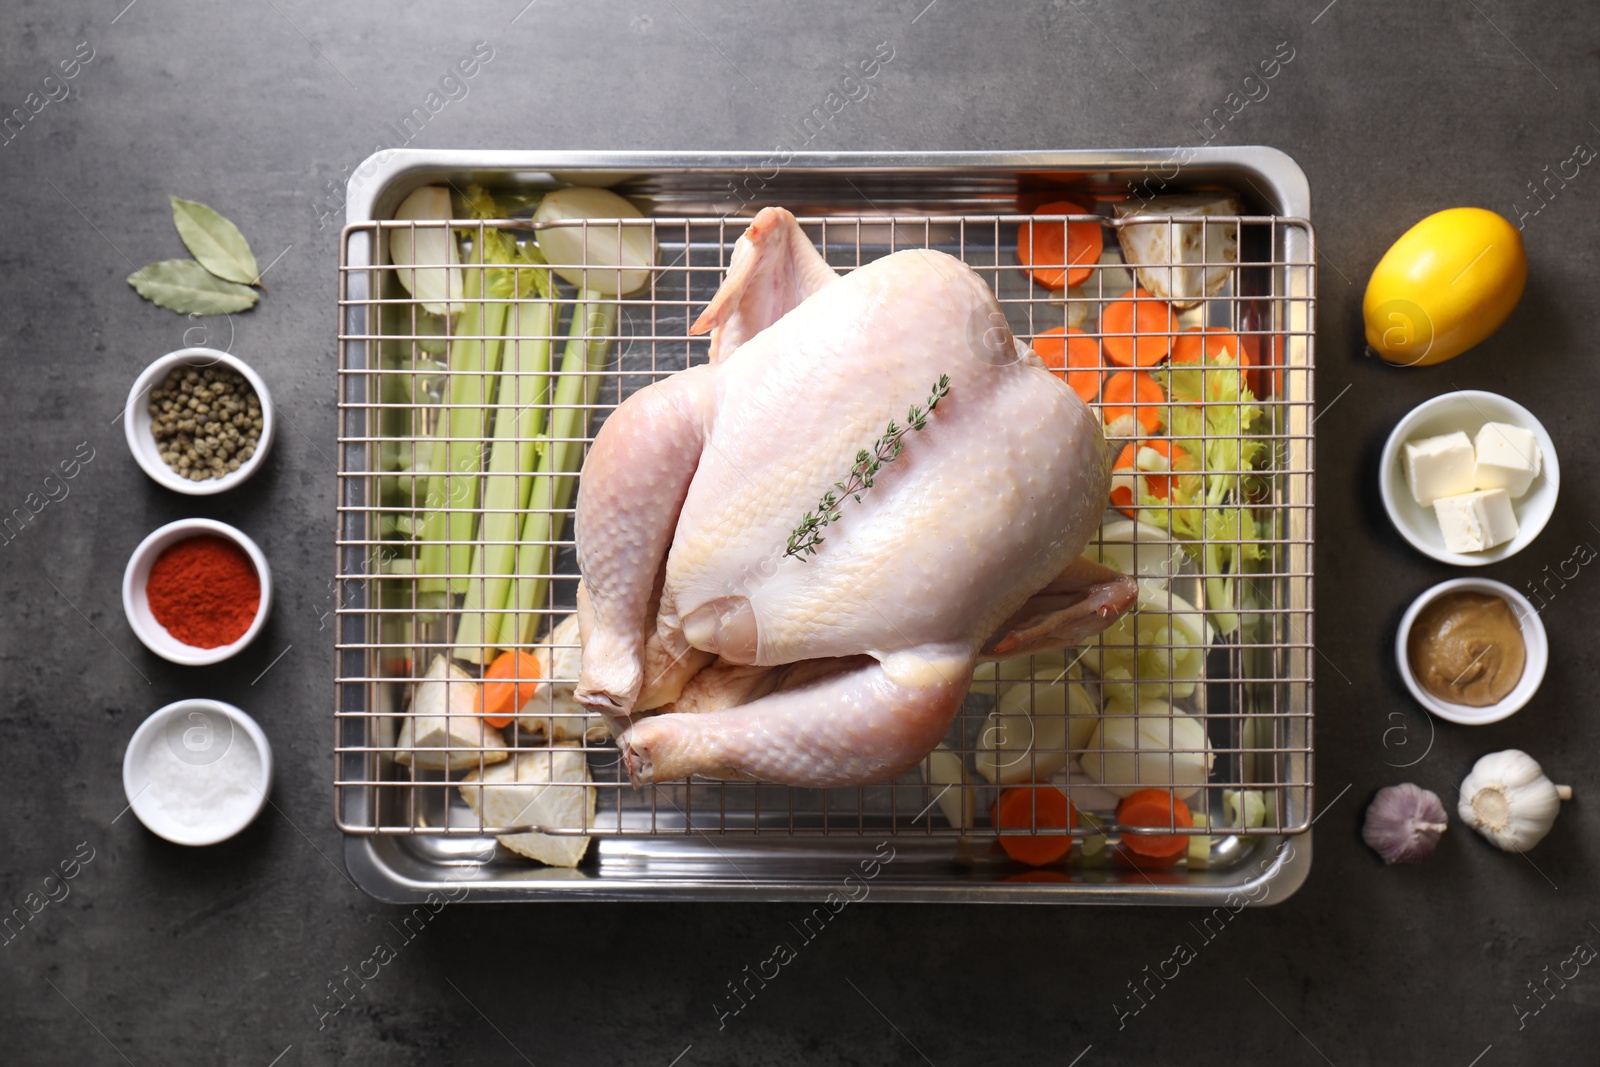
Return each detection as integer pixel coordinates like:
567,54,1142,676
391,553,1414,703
1379,390,1558,565
122,518,272,666
122,699,272,846
125,347,274,495
1395,577,1547,725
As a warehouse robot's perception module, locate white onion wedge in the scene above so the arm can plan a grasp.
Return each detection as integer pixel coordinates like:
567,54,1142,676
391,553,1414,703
1094,518,1186,582
534,186,655,296
1081,698,1212,800
390,186,464,316
974,681,1097,785
918,744,973,830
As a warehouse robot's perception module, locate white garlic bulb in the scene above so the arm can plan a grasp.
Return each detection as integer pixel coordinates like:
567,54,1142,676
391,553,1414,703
1458,749,1572,853
1362,783,1447,864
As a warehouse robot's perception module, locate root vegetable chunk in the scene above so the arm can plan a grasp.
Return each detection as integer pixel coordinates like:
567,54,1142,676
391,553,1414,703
395,655,509,771
459,747,595,867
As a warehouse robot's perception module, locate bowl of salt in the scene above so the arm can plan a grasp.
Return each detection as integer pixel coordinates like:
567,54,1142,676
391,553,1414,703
122,699,272,846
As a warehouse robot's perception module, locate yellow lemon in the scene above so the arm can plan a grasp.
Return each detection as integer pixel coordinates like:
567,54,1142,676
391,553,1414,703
1363,207,1526,366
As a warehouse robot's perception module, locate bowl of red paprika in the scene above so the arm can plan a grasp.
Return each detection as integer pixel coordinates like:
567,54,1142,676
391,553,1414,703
122,518,272,665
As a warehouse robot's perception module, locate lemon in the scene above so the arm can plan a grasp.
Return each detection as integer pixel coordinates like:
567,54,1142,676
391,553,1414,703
1363,207,1526,366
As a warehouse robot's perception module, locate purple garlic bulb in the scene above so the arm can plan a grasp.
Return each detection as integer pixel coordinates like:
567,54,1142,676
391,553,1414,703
1362,783,1448,864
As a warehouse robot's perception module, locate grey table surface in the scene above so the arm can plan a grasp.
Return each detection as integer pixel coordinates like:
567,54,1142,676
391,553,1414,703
3,1,1598,1064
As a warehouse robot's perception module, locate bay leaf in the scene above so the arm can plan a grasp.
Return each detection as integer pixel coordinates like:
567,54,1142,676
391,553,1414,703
170,196,261,286
127,259,260,316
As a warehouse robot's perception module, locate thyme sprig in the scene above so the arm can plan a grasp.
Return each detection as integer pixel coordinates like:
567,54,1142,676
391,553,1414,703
784,375,952,560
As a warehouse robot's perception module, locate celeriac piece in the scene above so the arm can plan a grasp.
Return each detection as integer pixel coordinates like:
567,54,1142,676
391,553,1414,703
1434,488,1519,553
1472,422,1541,498
395,655,509,771
1113,194,1242,309
459,746,594,867
1403,430,1476,506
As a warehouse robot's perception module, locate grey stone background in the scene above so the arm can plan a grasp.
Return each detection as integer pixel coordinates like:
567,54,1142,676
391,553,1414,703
3,1,1598,1064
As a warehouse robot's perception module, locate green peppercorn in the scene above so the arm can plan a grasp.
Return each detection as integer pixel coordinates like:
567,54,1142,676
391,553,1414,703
148,362,263,481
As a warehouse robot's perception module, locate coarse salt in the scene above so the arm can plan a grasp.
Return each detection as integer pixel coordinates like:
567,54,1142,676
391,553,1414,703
141,732,263,831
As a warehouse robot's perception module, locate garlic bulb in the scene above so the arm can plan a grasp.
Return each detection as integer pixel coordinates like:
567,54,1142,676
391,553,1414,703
1458,749,1572,853
1362,783,1447,864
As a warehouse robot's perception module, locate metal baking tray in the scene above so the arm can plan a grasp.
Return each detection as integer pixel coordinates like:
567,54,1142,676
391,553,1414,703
337,149,1315,904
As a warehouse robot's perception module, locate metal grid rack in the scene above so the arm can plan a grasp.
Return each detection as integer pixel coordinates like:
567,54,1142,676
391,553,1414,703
336,205,1314,871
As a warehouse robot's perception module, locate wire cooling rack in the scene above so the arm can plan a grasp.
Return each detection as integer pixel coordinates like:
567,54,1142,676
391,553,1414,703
336,207,1314,865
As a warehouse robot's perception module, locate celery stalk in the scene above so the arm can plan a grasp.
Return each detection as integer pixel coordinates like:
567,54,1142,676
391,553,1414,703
415,260,483,595
501,291,615,647
453,260,558,663
416,240,512,594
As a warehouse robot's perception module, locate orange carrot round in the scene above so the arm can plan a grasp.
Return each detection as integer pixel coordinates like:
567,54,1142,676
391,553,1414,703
1170,326,1245,367
478,649,542,728
992,786,1076,866
1101,370,1167,436
1116,789,1193,858
1016,201,1103,290
1109,440,1189,517
1032,326,1103,403
1100,288,1177,367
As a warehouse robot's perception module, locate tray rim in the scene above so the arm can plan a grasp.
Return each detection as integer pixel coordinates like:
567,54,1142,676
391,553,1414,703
337,147,1315,905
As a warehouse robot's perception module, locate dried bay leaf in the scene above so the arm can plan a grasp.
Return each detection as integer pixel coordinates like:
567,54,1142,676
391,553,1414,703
170,196,261,286
127,259,259,315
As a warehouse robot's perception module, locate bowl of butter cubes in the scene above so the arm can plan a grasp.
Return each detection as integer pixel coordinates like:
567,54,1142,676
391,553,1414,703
1381,390,1559,565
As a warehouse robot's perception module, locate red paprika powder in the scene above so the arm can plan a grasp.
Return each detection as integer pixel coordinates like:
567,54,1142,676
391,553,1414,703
146,535,261,648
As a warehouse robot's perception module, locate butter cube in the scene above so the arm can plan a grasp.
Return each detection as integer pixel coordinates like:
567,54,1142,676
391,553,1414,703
1404,431,1476,506
1473,422,1541,498
1434,489,1519,553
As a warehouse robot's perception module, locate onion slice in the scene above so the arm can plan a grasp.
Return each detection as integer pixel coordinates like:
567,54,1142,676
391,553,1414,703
534,186,655,297
390,186,464,316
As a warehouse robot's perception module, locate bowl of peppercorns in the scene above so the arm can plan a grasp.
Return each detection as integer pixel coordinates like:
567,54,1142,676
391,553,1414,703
125,347,273,494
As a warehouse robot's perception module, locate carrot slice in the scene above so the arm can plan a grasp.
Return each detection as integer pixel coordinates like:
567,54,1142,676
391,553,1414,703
992,786,1076,866
1116,789,1193,858
1170,326,1245,367
478,649,542,728
1101,370,1167,436
1032,326,1103,403
1109,439,1189,517
1172,325,1261,400
1100,288,1177,367
1016,201,1103,290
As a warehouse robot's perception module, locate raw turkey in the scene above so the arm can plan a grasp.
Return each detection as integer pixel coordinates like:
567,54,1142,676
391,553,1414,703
573,207,1134,788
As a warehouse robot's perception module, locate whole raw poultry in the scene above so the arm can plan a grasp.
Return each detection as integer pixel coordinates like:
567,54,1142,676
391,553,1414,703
574,207,1135,788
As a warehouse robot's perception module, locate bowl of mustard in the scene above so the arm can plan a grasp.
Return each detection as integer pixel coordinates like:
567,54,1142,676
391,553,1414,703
1396,578,1547,725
